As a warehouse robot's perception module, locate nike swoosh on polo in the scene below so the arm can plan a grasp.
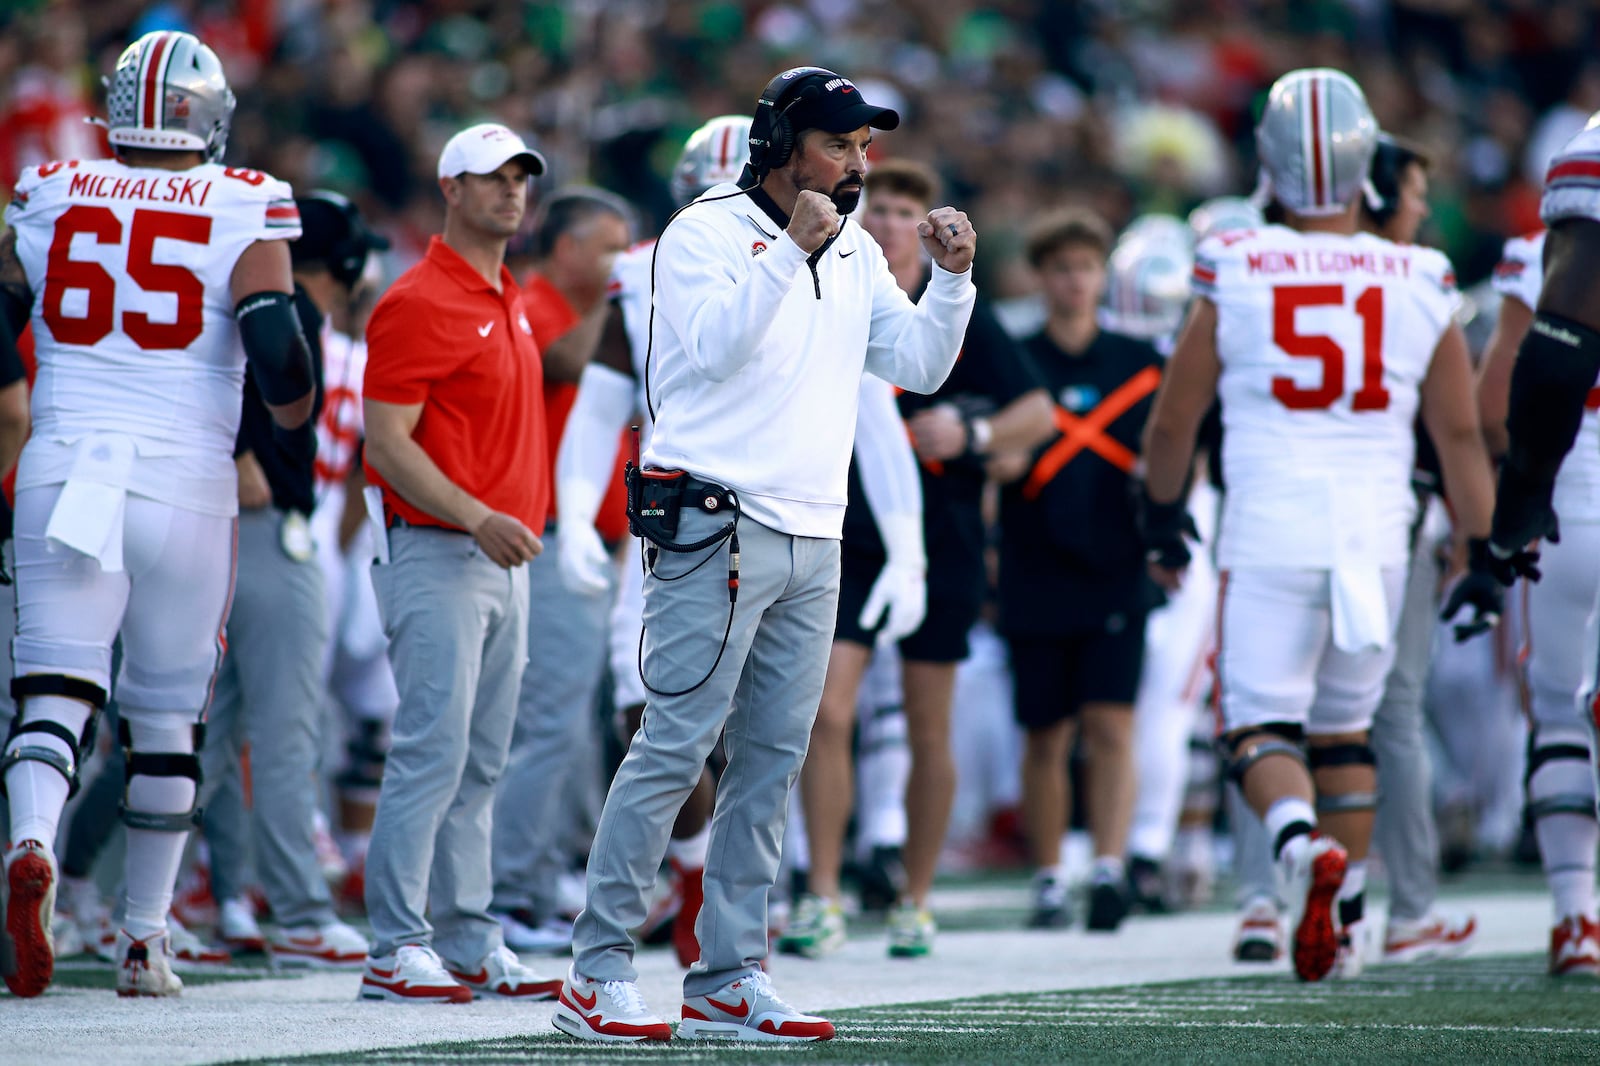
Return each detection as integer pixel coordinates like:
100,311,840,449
706,995,750,1017
478,321,495,337
838,249,856,258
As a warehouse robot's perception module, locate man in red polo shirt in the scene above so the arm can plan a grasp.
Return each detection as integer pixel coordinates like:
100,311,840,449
490,187,633,954
357,122,562,1004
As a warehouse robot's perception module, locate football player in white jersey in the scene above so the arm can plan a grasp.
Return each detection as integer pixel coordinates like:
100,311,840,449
1480,171,1600,974
1139,68,1500,982
0,30,313,998
1106,213,1224,915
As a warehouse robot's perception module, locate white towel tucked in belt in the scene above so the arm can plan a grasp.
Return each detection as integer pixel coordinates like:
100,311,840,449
44,434,135,572
1330,564,1390,653
364,485,389,566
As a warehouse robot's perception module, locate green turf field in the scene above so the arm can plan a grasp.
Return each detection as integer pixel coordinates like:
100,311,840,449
231,954,1600,1066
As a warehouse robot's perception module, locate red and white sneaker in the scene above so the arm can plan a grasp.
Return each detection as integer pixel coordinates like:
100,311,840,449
1233,896,1283,962
359,944,473,1003
167,914,232,965
116,928,184,997
447,945,562,998
4,840,57,998
679,971,835,1042
1550,914,1600,977
551,965,672,1043
218,896,267,953
1279,833,1347,982
1383,910,1477,965
269,920,368,968
672,859,704,968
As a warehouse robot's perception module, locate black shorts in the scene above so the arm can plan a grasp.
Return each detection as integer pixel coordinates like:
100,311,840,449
1006,620,1146,732
834,550,985,663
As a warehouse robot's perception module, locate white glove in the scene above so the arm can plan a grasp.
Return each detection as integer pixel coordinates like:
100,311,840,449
557,520,612,596
858,513,927,645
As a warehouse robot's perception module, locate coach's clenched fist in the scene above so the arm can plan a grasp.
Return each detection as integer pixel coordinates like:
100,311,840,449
918,207,975,274
788,189,842,253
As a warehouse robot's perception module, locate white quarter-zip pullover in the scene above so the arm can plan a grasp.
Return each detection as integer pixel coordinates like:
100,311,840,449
643,183,976,538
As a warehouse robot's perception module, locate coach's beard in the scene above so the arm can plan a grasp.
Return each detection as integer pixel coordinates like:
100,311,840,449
831,172,865,214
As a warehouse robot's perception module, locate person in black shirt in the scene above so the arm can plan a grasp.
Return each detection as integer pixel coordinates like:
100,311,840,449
784,160,1052,959
996,207,1162,934
196,193,386,966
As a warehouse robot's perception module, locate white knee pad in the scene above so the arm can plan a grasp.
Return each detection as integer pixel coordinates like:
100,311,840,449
119,709,203,832
1526,725,1599,822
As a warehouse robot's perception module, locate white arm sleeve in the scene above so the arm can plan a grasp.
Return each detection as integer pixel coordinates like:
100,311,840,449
854,374,925,566
556,362,637,528
862,259,977,395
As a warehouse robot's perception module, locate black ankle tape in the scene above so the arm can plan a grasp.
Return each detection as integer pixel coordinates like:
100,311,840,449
1339,893,1365,927
1273,821,1313,859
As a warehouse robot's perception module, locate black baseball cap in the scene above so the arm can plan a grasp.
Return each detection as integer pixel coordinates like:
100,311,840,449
783,72,900,135
291,191,390,289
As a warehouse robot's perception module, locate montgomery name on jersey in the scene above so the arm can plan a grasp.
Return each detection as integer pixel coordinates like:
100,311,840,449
5,156,299,515
1193,225,1458,571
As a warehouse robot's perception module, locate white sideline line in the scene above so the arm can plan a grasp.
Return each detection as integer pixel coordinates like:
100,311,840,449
1,888,1557,1065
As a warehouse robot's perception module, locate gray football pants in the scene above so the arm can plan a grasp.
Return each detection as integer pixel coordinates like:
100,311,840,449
1369,525,1442,922
572,510,839,997
1231,530,1442,917
490,529,611,919
364,525,527,965
200,508,336,929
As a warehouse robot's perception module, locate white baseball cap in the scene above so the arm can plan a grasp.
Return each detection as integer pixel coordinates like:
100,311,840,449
437,122,547,180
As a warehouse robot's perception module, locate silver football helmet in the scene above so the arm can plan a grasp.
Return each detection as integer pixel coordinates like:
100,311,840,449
1105,225,1193,342
1117,213,1194,256
671,115,753,205
1188,196,1264,241
105,31,236,162
1254,68,1378,217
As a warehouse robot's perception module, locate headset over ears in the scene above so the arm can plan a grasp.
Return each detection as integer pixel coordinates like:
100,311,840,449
1366,134,1425,228
294,189,390,290
747,66,841,178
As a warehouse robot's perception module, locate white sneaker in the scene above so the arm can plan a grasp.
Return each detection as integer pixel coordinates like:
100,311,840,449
1233,896,1283,962
360,944,472,1003
268,920,368,967
680,970,835,1042
218,896,266,953
492,909,573,954
58,874,115,960
166,913,231,965
1383,910,1477,964
1277,832,1346,982
51,909,85,958
552,964,672,1043
447,944,563,998
116,928,184,997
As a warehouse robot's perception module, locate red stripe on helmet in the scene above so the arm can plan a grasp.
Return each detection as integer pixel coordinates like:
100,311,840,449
1548,159,1600,184
718,126,732,171
1308,75,1326,207
142,32,172,129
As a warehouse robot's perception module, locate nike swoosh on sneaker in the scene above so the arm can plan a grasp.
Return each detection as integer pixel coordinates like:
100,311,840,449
706,995,749,1017
452,968,489,984
572,988,598,1011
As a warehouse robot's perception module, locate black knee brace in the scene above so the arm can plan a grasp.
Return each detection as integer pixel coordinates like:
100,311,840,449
118,719,207,832
1525,733,1598,820
1308,740,1378,814
1,674,109,797
1223,722,1307,786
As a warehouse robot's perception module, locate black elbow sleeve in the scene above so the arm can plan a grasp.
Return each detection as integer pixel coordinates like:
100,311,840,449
1504,313,1600,484
235,291,313,407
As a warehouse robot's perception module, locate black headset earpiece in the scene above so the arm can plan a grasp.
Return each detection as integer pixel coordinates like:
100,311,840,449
305,189,380,287
748,66,839,177
1365,135,1416,229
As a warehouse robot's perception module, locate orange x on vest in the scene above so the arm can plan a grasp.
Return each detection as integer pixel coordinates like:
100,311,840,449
1022,365,1161,500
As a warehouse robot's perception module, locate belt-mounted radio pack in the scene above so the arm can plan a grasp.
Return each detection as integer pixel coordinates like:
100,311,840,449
623,427,741,697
